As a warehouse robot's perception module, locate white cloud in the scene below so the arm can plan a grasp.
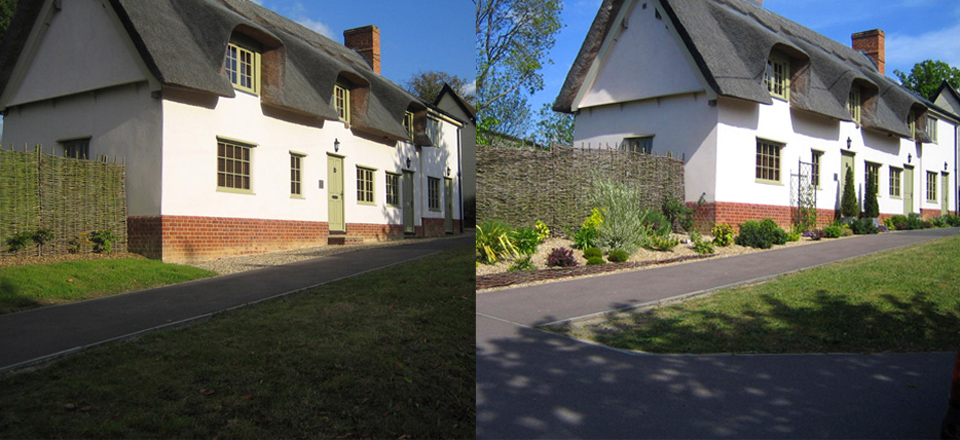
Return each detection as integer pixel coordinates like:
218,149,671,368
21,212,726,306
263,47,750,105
463,80,477,97
886,21,960,72
296,17,335,39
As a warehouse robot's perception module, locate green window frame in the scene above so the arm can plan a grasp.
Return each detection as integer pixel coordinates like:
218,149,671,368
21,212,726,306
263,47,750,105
356,166,375,205
765,53,790,101
428,177,441,211
848,86,861,124
335,84,351,124
926,116,938,143
908,113,917,140
290,153,304,197
403,111,414,141
386,172,400,207
927,171,937,202
218,139,253,192
889,167,902,198
865,162,881,196
225,43,260,95
811,150,823,188
756,139,782,183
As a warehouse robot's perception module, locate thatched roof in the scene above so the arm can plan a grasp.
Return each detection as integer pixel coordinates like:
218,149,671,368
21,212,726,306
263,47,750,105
0,0,428,143
554,0,932,138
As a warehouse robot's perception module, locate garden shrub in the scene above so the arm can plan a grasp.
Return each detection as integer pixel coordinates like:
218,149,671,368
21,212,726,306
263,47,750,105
511,227,541,255
711,224,735,247
944,213,960,227
573,208,605,250
863,174,879,218
583,247,602,259
5,232,33,253
547,247,578,268
884,217,897,230
534,221,551,241
589,179,646,254
508,257,536,272
786,232,801,242
841,226,855,237
662,198,695,232
586,256,605,266
906,213,926,230
735,219,788,249
840,167,860,217
930,216,947,228
848,218,879,235
646,234,680,252
607,249,630,263
822,225,843,238
689,231,714,255
639,209,673,238
806,229,826,241
476,220,518,264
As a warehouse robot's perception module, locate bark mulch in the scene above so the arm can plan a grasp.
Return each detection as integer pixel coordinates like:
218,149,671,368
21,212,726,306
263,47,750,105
476,254,716,291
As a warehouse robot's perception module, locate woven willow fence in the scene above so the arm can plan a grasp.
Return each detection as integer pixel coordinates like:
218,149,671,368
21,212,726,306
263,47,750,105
0,144,127,256
477,143,685,230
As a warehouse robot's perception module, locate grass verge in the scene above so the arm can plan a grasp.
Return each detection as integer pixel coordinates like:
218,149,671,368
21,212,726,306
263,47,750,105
0,246,475,439
550,235,960,354
0,259,216,314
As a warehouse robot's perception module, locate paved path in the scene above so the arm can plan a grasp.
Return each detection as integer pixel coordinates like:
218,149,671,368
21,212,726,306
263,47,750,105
477,229,959,439
0,235,471,373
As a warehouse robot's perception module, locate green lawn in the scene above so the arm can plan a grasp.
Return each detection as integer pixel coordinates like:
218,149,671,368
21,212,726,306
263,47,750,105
0,246,475,439
0,259,216,313
552,235,960,354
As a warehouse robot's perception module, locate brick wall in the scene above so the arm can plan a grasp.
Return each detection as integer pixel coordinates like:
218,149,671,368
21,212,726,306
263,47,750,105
692,202,835,232
345,223,404,240
422,218,447,237
128,216,163,260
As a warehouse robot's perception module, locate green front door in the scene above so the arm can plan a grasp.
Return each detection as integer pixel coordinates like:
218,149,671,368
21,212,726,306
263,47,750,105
402,171,415,234
942,173,950,215
444,177,454,234
904,166,914,214
327,155,345,232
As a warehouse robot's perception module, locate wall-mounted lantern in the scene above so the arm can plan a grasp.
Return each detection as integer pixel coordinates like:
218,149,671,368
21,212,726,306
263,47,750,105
334,138,340,152
908,154,912,163
405,157,411,168
446,167,451,177
846,137,852,149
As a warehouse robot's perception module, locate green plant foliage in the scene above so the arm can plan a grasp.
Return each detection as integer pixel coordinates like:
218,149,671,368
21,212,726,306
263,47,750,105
943,214,960,227
863,174,879,218
572,226,597,250
90,230,118,254
894,59,960,101
534,220,551,242
823,225,843,238
930,216,947,228
786,232,801,242
735,219,788,249
661,198,694,232
582,247,602,259
884,216,898,230
711,224,735,247
508,257,537,272
511,227,541,256
476,220,518,264
646,234,680,252
840,167,860,218
607,249,630,263
547,247,578,268
589,180,646,254
639,209,673,238
586,256,606,266
807,229,826,241
5,232,32,253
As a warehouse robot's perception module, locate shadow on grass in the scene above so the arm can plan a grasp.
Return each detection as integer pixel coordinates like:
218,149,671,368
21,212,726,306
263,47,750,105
553,289,960,354
0,277,40,313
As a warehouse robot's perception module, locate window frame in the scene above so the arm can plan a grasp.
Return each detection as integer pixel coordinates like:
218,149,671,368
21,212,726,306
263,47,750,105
908,113,917,140
756,139,783,184
403,111,415,141
217,138,254,194
622,135,654,154
61,137,91,160
848,85,861,124
865,162,881,198
811,150,823,188
385,172,400,207
927,171,938,202
428,177,441,212
765,53,790,101
356,166,375,205
889,167,902,198
225,42,260,95
290,152,305,198
926,116,938,143
334,84,351,124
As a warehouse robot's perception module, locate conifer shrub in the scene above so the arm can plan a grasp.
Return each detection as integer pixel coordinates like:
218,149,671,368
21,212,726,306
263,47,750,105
607,249,630,263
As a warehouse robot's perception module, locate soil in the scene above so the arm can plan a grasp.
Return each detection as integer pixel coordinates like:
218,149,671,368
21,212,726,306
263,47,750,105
0,252,147,268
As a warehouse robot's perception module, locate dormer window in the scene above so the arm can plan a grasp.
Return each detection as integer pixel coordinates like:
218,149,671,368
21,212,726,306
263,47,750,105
334,84,351,124
403,111,414,140
765,53,790,101
848,86,861,124
925,116,938,143
908,113,916,140
226,43,260,95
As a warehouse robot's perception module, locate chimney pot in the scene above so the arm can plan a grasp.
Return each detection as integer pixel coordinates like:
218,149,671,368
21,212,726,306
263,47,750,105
852,29,885,75
344,25,381,75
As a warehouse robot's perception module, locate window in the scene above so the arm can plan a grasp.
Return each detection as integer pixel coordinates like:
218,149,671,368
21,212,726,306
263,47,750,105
225,43,259,95
926,116,938,143
334,84,350,124
865,162,881,195
290,153,304,197
927,171,937,202
218,139,252,191
765,53,790,100
61,138,90,160
889,167,902,197
908,113,916,140
621,136,654,154
811,150,823,188
386,172,400,206
403,111,414,141
848,86,861,124
356,166,374,204
428,177,441,211
756,139,782,182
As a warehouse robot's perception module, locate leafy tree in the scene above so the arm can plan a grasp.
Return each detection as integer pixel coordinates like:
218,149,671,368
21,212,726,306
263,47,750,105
476,0,563,138
534,102,574,146
894,60,960,101
403,70,475,103
840,166,860,218
863,172,879,218
477,86,532,145
0,0,17,42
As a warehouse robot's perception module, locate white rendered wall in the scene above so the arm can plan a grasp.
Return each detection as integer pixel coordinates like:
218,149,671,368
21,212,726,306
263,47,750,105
578,0,705,108
435,94,475,202
573,92,719,203
6,0,147,108
161,91,461,226
422,115,463,220
2,82,162,216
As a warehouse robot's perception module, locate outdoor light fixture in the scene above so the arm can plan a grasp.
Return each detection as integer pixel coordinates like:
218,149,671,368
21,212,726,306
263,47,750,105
334,138,340,152
908,154,912,163
446,167,451,177
405,157,411,168
946,162,949,171
846,137,852,149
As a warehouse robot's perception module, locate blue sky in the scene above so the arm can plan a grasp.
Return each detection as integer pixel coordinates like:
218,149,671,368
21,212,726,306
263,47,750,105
1,0,474,140
530,0,960,125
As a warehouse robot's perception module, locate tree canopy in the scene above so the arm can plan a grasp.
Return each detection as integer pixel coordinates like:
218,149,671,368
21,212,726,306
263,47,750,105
534,103,574,146
894,60,960,101
402,70,475,104
0,0,17,42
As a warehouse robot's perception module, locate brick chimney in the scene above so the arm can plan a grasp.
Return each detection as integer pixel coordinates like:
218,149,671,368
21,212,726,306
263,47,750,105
344,25,381,75
852,29,885,75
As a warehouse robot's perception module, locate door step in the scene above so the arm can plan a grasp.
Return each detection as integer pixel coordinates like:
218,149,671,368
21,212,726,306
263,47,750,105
328,235,364,246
